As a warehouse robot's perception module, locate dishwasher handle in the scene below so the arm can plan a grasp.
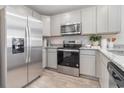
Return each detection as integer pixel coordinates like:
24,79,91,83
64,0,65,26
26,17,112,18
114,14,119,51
112,71,122,81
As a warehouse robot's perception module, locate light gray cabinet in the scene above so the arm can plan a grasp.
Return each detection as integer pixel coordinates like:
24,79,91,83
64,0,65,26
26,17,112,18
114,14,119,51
51,14,61,36
108,5,121,33
42,48,47,68
80,50,96,77
97,6,108,34
61,10,81,24
81,6,96,34
47,49,57,69
96,52,109,88
97,5,121,34
41,15,51,36
96,51,101,78
51,10,81,36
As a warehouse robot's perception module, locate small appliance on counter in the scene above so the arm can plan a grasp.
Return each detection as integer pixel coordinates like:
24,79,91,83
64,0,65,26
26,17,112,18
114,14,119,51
57,40,82,76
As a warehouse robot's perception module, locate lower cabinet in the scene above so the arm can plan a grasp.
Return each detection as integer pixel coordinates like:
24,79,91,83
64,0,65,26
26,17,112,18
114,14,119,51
80,50,110,88
101,62,109,88
80,50,96,77
96,51,109,88
47,49,57,69
42,48,47,68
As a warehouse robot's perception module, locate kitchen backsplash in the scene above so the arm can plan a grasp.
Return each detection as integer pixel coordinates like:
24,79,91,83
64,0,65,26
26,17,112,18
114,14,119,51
45,34,124,46
47,35,90,45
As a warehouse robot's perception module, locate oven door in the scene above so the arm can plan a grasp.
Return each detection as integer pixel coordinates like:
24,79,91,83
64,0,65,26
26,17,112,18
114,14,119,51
57,49,79,68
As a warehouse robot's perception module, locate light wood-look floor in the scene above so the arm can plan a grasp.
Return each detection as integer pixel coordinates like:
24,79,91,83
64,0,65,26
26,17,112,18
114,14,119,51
27,69,100,88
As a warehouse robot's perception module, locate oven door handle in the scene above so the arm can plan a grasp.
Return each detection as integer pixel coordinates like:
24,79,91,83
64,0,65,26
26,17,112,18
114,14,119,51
57,49,79,52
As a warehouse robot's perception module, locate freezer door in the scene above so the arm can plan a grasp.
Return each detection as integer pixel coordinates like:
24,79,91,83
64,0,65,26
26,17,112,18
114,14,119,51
27,17,42,82
6,11,28,88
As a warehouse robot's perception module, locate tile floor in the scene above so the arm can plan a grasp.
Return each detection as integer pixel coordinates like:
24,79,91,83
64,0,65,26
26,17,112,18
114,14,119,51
27,69,100,88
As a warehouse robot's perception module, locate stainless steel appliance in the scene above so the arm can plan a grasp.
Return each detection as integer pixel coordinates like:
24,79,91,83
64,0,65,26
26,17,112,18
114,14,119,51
0,7,42,88
57,41,81,76
107,62,124,88
61,23,81,35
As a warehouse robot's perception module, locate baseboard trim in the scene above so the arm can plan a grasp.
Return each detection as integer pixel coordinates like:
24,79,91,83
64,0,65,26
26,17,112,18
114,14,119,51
80,74,99,81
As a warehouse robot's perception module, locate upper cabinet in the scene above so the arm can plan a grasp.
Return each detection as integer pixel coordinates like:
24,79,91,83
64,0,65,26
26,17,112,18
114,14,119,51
51,10,81,36
97,5,121,34
51,14,61,36
41,15,51,36
6,5,121,36
81,6,97,35
97,6,108,34
61,10,81,24
108,6,121,33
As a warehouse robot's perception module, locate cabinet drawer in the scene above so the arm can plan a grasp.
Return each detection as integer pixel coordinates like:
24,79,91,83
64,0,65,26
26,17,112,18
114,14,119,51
47,48,57,53
80,50,96,55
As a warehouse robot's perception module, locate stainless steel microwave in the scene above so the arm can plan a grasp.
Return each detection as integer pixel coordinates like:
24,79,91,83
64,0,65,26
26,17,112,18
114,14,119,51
61,23,81,35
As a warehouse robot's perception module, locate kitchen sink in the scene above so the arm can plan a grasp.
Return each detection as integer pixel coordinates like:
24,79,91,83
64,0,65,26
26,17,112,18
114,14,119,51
108,49,124,56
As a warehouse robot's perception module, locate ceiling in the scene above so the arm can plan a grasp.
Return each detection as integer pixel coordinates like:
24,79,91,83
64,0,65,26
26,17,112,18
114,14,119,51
27,5,91,16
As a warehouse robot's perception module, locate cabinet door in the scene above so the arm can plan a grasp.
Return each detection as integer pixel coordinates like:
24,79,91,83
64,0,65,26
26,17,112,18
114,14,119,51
51,15,61,36
108,5,121,33
81,7,96,34
80,55,96,77
97,6,108,34
99,52,109,88
96,51,101,78
102,64,109,88
61,10,81,24
41,15,51,36
47,53,57,69
42,48,47,68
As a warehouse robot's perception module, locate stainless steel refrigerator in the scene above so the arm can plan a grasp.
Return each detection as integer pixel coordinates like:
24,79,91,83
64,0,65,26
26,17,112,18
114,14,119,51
0,6,42,88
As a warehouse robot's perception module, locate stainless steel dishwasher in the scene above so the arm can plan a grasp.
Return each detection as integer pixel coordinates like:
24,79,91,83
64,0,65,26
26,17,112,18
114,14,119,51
107,62,124,88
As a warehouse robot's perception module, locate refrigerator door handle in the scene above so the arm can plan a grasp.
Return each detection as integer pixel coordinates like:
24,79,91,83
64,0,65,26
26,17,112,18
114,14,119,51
25,26,29,63
27,25,31,63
